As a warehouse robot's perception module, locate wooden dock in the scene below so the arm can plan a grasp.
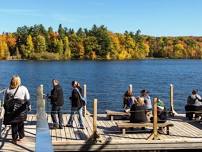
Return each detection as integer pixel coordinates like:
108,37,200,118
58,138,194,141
1,113,202,151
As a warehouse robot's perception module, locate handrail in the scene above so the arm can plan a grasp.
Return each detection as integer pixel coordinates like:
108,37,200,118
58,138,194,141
35,85,53,152
0,88,6,94
0,88,6,107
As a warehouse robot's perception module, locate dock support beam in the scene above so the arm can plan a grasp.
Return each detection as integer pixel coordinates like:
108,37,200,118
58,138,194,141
93,99,99,141
36,85,53,152
169,84,177,116
147,97,162,140
129,84,132,93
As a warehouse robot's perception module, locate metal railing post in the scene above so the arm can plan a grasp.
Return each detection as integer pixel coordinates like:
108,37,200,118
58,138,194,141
83,84,87,117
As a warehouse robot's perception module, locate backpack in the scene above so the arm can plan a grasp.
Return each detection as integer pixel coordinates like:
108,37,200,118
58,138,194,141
4,86,19,113
75,88,87,106
3,86,29,125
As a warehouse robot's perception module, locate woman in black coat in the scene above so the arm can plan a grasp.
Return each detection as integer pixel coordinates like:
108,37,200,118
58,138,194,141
130,97,147,123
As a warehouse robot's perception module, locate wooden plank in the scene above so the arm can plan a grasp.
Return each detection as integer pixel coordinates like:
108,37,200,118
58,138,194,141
48,114,57,142
66,114,76,140
72,114,80,140
62,114,69,141
82,117,92,138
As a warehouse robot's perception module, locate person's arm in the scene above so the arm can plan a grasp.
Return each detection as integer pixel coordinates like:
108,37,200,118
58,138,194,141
196,94,202,101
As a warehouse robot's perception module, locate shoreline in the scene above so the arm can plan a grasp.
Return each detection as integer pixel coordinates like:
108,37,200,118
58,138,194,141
1,57,202,61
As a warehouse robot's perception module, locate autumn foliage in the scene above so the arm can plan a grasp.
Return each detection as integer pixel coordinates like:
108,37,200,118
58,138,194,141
0,24,202,60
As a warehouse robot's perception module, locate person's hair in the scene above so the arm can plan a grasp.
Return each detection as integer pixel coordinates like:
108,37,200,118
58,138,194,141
192,89,198,95
52,79,59,85
136,97,145,106
10,75,21,89
72,80,78,86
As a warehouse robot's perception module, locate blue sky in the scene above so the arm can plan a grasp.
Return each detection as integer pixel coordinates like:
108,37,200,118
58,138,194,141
0,0,202,36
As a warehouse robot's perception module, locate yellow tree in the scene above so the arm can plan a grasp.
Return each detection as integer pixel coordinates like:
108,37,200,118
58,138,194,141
63,36,71,59
26,35,34,58
0,40,9,59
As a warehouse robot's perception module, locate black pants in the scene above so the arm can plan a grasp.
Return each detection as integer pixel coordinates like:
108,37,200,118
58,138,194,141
11,121,25,141
51,105,63,127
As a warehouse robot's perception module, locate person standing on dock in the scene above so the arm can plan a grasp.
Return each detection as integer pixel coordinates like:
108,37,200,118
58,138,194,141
48,79,64,129
3,75,31,144
66,80,84,129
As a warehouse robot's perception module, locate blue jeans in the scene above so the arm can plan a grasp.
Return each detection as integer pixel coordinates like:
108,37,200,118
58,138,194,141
67,107,83,127
51,105,63,127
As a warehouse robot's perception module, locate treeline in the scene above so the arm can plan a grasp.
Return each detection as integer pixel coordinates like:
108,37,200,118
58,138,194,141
0,24,202,60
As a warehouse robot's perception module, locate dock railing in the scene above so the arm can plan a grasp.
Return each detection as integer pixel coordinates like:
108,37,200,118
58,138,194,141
0,88,6,138
35,85,53,152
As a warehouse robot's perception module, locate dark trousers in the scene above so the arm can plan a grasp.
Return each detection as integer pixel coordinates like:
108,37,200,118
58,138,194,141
51,105,63,127
11,121,25,141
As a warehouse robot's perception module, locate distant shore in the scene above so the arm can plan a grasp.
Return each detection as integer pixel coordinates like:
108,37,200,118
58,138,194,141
1,24,202,60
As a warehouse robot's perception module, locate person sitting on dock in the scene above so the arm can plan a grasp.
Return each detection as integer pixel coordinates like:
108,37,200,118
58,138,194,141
130,97,147,123
187,89,202,106
66,81,84,129
48,79,64,129
185,89,202,120
3,75,31,144
123,89,136,112
140,89,152,121
150,98,167,123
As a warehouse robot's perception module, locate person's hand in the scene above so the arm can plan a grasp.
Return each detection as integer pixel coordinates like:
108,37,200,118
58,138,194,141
47,93,51,99
28,105,31,111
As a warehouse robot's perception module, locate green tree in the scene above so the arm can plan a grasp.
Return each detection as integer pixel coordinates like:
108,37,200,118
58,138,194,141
58,24,65,39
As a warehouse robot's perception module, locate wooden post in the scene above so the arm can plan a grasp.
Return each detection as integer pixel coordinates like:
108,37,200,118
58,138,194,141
147,97,161,140
169,84,177,116
153,97,158,139
93,99,98,140
128,84,132,92
83,84,87,117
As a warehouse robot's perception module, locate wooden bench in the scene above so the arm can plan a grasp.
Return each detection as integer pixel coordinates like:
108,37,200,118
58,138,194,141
106,110,129,121
116,121,174,135
186,111,202,120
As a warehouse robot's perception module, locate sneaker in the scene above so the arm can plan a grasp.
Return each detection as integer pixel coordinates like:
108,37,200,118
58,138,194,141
12,140,17,144
50,124,59,129
59,126,63,129
79,125,84,129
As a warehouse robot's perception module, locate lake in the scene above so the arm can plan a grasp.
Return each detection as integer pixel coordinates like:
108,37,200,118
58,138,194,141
0,59,202,113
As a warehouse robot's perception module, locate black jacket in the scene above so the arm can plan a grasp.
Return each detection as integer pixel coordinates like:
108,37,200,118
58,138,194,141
50,85,64,106
70,88,82,108
130,104,147,123
4,98,29,125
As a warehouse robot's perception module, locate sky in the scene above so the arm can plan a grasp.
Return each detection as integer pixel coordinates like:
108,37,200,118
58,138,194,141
0,0,202,36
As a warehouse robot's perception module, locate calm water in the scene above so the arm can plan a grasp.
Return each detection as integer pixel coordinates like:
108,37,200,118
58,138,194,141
0,59,202,113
